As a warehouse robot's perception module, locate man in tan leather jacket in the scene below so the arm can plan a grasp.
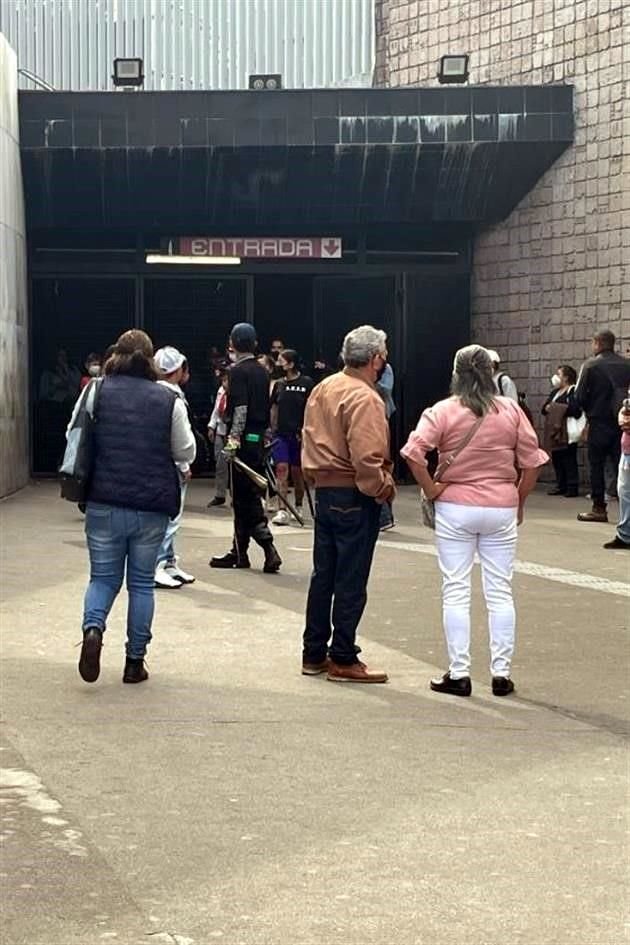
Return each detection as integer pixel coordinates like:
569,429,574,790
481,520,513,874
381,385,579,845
300,325,395,683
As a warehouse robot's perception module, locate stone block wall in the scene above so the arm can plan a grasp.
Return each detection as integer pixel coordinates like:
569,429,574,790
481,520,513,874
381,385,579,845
375,0,629,420
0,33,29,496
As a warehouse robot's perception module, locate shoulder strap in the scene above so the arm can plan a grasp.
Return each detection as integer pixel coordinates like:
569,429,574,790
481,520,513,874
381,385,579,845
434,414,486,482
85,377,103,420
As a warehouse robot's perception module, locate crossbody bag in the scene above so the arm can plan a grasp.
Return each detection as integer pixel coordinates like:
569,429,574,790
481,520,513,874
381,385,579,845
420,414,486,529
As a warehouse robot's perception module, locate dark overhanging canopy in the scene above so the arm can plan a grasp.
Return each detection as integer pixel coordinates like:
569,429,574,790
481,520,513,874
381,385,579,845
19,86,573,231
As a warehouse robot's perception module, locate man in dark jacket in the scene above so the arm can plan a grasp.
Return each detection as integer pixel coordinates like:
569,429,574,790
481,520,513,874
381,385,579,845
575,330,630,522
209,323,282,573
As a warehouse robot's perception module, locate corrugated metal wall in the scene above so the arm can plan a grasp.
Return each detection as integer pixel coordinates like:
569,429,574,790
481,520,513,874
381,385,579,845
0,0,374,91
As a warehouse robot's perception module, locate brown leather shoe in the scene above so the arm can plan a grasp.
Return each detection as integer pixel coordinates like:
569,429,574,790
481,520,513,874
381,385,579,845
577,505,608,523
302,658,329,676
326,660,388,684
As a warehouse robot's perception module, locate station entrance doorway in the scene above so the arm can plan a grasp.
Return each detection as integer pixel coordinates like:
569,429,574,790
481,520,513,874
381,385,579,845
254,274,396,370
31,272,400,475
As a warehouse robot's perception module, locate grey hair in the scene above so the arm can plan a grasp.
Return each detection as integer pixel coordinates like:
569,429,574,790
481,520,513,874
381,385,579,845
451,345,496,417
341,325,387,368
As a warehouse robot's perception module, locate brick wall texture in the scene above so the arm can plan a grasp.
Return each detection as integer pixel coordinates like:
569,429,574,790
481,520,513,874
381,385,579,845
375,0,629,419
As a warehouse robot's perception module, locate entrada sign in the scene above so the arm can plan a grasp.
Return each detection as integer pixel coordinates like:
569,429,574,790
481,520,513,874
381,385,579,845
179,237,342,259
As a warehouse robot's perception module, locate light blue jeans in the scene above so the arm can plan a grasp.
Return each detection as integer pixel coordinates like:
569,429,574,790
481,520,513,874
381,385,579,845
83,503,169,659
617,453,630,544
156,481,188,566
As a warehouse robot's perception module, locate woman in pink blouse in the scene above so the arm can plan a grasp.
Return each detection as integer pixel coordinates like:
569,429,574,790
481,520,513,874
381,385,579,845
401,345,548,698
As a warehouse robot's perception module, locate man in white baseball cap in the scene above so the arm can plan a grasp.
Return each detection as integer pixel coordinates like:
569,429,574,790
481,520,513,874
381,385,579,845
153,346,196,588
487,349,518,402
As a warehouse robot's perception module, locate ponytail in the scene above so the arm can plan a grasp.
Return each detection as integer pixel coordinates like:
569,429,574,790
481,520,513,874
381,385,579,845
105,329,158,381
450,345,496,417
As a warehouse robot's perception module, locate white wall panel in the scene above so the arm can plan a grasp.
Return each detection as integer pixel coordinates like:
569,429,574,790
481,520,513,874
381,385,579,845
0,0,374,91
0,32,29,496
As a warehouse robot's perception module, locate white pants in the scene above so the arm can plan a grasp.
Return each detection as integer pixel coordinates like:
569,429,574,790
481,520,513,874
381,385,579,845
434,502,518,680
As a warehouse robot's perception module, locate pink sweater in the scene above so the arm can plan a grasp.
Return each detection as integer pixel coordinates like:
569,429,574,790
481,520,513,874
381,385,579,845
401,396,549,508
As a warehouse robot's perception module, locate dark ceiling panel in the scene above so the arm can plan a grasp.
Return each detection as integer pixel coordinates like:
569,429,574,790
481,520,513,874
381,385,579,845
18,87,574,231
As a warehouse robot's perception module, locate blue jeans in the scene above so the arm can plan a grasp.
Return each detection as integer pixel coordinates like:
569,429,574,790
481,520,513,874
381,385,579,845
83,503,169,659
617,453,630,544
379,500,394,529
156,481,188,566
303,487,381,665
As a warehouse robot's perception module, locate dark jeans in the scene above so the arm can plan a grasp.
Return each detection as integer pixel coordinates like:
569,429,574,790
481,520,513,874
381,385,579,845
231,442,273,555
551,444,579,495
588,423,621,506
303,487,381,666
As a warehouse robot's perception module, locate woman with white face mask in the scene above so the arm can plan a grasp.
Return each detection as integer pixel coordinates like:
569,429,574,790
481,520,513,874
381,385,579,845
79,353,103,391
541,364,582,497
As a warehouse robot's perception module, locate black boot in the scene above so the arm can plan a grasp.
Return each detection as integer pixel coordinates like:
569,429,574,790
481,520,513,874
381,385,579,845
123,658,148,684
252,522,280,572
78,627,103,683
209,550,251,569
262,543,282,574
210,533,251,568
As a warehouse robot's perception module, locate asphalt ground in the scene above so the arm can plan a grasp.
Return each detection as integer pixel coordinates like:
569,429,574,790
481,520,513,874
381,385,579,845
1,481,628,945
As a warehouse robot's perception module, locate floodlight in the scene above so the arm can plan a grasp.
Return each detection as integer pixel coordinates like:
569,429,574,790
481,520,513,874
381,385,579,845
437,55,469,84
113,58,144,88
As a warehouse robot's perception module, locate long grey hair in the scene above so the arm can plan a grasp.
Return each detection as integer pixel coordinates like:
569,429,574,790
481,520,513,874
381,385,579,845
450,345,497,417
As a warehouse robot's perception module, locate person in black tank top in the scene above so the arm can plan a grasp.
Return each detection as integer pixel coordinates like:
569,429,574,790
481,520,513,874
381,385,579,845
269,349,314,526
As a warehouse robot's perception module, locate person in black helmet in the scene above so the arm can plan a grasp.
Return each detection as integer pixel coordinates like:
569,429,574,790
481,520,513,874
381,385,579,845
209,323,282,573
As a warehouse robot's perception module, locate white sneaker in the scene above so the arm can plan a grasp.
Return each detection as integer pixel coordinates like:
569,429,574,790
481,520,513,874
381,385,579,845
272,509,290,526
154,560,183,589
165,560,195,585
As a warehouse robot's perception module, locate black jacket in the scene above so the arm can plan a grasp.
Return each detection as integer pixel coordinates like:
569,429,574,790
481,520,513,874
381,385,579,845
541,386,582,418
574,351,630,427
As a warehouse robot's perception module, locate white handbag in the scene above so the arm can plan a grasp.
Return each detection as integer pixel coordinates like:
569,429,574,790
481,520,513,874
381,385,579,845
566,414,587,445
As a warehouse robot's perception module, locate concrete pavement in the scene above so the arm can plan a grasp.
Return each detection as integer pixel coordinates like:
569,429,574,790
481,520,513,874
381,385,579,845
1,481,628,945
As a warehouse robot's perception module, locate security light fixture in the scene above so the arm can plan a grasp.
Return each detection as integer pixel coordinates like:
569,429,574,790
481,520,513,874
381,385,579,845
248,74,282,90
112,58,144,88
437,55,470,84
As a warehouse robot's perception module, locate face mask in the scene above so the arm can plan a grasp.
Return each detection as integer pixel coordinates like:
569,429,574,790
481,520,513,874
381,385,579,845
551,373,561,388
376,359,387,382
88,364,101,377
271,350,280,361
228,351,237,363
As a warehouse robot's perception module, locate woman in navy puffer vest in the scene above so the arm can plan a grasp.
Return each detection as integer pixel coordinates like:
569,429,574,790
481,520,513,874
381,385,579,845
78,330,196,685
